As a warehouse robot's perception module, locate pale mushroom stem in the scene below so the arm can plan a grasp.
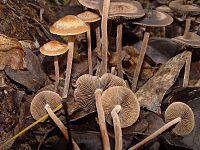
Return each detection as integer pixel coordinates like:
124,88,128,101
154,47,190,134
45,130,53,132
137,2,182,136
100,0,111,75
111,67,116,75
183,51,192,87
87,23,93,75
62,36,75,98
184,17,191,36
45,104,80,150
96,23,101,51
116,23,123,78
54,56,59,92
128,117,181,150
95,89,111,150
111,105,122,150
132,32,150,92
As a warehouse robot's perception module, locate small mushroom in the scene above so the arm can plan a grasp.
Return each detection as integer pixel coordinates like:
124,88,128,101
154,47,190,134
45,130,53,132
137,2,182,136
31,91,80,150
77,11,101,75
99,0,145,78
128,102,195,150
172,32,200,87
40,41,69,92
50,15,89,98
101,86,140,150
132,10,173,92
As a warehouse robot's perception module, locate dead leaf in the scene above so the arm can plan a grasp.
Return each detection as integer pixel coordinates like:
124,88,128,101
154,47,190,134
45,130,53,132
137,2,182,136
136,51,189,114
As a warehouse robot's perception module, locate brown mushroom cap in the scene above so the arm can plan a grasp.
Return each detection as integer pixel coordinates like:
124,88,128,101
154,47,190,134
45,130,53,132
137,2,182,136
77,0,100,10
99,0,145,19
40,41,69,56
165,102,195,136
77,11,101,23
30,91,62,121
50,15,89,36
133,10,173,27
74,73,127,112
156,5,173,14
172,32,200,48
169,0,200,16
101,86,140,128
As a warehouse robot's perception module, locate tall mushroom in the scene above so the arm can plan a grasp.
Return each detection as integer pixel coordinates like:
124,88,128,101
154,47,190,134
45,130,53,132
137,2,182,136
172,32,200,87
101,86,140,150
132,10,173,92
50,15,89,98
40,40,69,92
128,102,195,150
99,0,145,78
30,91,80,150
77,11,101,75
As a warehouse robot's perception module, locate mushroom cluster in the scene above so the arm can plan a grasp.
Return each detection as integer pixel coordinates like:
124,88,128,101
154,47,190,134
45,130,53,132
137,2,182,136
1,0,199,149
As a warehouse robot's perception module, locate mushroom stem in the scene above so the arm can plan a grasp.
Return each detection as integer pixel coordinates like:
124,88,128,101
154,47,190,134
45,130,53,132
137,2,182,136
111,67,116,75
87,23,93,75
100,0,111,75
111,105,122,150
183,51,192,87
95,89,111,150
96,23,101,51
54,56,59,92
62,36,75,98
128,117,181,150
45,104,80,150
132,32,150,92
184,17,191,36
116,23,123,78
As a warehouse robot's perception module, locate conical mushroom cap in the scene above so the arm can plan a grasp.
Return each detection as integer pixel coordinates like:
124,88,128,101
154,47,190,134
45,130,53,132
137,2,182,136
99,0,145,20
74,73,127,112
172,32,200,48
169,0,200,16
101,86,140,128
165,102,195,136
40,41,69,56
50,15,89,36
30,91,61,121
133,10,173,27
77,11,101,23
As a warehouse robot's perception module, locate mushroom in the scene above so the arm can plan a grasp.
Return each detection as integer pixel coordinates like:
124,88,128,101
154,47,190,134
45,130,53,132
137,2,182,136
40,41,69,92
99,0,145,78
31,91,80,150
74,73,127,113
172,32,200,87
50,15,89,98
132,10,173,92
77,11,101,75
101,86,140,150
169,0,200,34
128,102,195,150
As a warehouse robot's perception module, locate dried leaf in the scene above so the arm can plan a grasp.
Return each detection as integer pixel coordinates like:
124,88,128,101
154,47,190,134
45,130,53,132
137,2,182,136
136,51,189,114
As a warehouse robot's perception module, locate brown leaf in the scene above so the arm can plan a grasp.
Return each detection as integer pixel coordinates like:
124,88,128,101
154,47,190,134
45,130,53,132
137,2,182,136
136,51,189,114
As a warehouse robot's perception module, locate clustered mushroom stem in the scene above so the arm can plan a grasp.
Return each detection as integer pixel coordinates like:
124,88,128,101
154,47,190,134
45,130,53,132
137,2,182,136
100,0,111,75
87,24,93,75
54,56,59,92
184,18,191,36
45,104,80,150
96,23,101,51
95,89,111,150
116,23,123,78
45,104,69,140
111,105,122,150
132,32,150,92
128,117,182,150
183,51,192,87
62,36,75,98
